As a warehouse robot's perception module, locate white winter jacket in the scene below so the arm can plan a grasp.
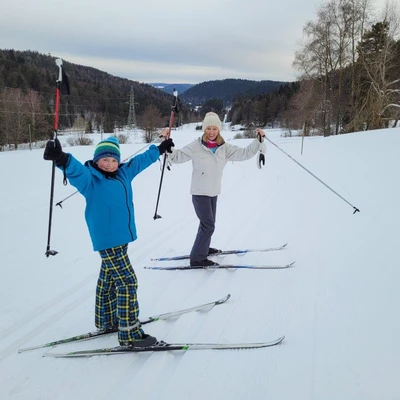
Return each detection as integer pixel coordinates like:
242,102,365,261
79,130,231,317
168,138,266,196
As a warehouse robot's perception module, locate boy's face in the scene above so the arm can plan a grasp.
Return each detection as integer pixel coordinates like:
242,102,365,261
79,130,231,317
96,157,119,172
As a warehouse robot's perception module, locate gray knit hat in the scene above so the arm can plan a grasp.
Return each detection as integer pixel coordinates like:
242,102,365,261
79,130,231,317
202,112,222,131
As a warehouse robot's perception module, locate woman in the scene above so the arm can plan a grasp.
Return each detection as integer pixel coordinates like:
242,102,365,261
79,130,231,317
163,112,266,266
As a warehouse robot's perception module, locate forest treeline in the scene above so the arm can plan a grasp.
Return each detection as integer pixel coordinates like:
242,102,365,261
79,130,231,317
180,79,285,106
0,49,191,147
0,0,399,148
229,0,400,135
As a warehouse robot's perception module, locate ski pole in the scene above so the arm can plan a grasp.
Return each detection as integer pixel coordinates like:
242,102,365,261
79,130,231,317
45,59,70,257
153,89,179,220
257,131,265,169
264,136,360,214
55,144,150,208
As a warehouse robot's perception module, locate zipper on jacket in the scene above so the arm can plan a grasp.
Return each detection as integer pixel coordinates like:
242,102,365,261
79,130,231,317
114,176,134,241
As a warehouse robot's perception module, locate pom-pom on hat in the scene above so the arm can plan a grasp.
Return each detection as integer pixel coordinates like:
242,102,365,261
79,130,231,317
202,112,222,132
93,136,121,164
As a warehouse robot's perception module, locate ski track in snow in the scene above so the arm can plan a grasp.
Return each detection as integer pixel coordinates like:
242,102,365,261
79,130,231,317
0,268,97,361
2,126,400,399
81,154,296,400
0,131,298,399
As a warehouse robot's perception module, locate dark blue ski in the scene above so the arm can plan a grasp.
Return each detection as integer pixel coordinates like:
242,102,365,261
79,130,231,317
145,262,295,271
151,243,288,261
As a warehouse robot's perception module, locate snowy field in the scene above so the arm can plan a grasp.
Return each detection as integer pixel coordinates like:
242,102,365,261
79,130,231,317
0,122,399,400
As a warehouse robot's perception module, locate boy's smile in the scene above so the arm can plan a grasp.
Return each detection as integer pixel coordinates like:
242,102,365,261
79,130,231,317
96,157,119,172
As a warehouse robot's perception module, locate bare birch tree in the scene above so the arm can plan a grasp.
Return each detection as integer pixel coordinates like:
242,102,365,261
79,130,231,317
294,4,337,136
294,0,377,134
357,2,400,129
139,104,163,143
345,0,371,132
0,89,27,148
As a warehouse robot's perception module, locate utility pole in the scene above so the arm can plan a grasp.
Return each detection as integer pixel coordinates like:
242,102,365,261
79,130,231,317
127,86,138,129
28,124,32,150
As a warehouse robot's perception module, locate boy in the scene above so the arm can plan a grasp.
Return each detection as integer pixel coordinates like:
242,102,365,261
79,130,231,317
44,135,174,346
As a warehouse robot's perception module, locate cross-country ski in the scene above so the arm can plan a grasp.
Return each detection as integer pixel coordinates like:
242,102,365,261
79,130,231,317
151,243,288,261
145,262,295,271
18,294,230,353
44,336,285,358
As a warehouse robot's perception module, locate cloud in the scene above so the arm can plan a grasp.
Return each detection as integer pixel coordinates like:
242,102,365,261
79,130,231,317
0,0,390,84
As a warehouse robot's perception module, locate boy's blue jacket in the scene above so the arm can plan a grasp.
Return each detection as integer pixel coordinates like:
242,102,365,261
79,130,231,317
61,145,159,251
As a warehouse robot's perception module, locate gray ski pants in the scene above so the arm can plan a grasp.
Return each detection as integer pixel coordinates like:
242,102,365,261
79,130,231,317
190,195,218,262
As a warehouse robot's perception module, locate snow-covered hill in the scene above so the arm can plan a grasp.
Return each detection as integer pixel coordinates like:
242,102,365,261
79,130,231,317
0,124,399,400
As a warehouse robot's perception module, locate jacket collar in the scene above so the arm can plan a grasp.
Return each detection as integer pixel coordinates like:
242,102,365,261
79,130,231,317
85,160,119,178
200,138,224,152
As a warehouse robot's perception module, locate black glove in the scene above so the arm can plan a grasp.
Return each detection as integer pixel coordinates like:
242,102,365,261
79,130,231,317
158,138,175,155
43,138,69,166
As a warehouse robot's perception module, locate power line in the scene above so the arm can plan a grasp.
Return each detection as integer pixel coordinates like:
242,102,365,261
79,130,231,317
0,85,130,100
0,110,132,121
0,99,128,107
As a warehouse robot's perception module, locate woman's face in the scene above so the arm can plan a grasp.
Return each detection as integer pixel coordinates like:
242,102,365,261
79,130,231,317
205,126,219,141
96,157,119,172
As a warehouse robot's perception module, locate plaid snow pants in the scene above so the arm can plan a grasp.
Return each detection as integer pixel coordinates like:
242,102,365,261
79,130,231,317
95,244,144,345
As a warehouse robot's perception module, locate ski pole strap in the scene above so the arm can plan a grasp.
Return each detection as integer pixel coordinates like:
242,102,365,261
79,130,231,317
61,165,67,186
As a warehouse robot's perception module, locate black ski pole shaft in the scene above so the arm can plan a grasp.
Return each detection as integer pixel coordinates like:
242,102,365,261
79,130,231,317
46,160,58,256
153,90,179,220
265,136,360,214
45,59,64,257
153,153,169,219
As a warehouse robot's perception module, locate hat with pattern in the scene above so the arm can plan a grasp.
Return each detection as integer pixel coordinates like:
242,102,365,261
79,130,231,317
93,136,121,164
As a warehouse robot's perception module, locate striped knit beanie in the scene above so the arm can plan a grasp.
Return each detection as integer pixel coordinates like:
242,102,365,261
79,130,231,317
93,136,121,164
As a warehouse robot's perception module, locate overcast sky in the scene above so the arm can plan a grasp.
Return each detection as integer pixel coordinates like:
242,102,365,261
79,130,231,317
0,0,389,85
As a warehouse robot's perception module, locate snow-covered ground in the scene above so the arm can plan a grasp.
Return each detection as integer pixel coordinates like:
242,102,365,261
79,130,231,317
0,123,399,400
